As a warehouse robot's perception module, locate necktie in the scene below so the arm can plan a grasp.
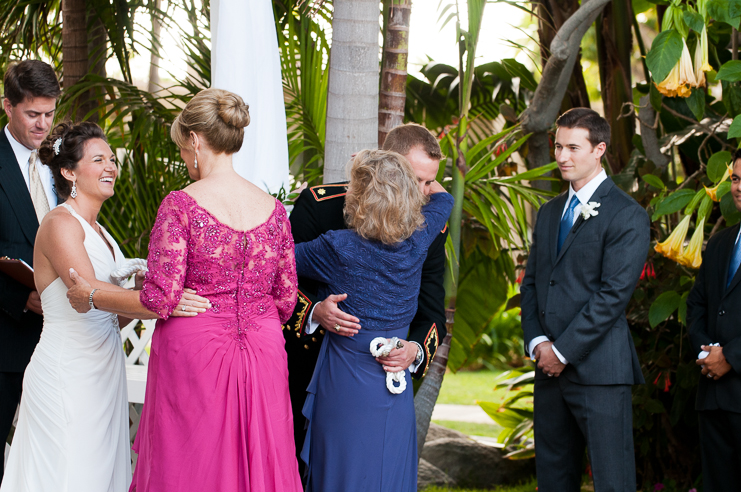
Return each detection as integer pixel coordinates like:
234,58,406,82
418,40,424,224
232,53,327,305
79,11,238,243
29,150,50,224
727,236,741,288
557,195,580,254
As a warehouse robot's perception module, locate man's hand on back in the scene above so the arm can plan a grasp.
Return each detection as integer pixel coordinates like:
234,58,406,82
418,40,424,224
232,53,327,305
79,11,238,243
313,293,361,337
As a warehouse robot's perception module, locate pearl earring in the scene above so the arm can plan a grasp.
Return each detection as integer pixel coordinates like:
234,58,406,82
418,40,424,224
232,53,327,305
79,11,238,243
70,181,77,199
194,154,198,170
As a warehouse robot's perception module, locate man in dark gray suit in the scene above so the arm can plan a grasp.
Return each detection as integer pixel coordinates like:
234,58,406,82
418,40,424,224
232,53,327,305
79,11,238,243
520,108,650,491
686,148,741,492
0,60,60,482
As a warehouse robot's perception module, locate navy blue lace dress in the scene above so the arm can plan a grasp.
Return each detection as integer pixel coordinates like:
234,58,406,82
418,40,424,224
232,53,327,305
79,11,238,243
295,192,453,492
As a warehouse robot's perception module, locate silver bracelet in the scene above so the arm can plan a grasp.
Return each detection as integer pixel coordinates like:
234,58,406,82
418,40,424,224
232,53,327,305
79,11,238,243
89,288,98,310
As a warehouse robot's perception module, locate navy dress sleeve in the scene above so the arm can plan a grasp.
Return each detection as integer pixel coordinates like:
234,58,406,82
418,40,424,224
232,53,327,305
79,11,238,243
418,193,454,246
295,231,342,285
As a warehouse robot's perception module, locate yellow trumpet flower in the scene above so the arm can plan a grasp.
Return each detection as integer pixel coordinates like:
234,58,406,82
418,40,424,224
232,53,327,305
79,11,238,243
676,217,705,269
704,166,731,201
655,39,697,98
694,26,713,87
655,215,691,260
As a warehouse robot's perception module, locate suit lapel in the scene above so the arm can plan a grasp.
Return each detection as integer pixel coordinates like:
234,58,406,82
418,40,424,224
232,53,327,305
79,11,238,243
549,193,568,267
0,131,39,244
554,178,615,266
722,224,741,298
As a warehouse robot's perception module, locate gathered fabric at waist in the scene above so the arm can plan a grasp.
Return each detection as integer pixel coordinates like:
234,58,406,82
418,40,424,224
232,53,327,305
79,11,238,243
328,326,410,355
151,305,285,357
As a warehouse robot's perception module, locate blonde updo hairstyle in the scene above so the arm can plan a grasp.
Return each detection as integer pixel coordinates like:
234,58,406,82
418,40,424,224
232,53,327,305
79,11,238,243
344,149,427,245
170,88,250,154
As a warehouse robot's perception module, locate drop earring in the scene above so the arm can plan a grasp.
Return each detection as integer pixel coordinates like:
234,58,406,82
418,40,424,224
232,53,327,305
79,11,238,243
194,154,198,170
70,181,77,199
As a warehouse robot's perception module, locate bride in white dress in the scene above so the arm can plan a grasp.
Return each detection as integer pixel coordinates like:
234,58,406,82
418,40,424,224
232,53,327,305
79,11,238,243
0,122,208,492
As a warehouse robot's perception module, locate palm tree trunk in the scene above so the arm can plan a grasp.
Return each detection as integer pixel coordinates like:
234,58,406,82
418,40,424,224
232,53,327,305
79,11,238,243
378,0,411,146
323,0,380,183
414,329,452,453
596,0,634,173
62,0,87,90
148,0,162,93
62,0,106,122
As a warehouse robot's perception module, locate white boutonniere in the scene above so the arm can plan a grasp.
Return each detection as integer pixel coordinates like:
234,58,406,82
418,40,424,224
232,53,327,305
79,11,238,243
580,202,600,220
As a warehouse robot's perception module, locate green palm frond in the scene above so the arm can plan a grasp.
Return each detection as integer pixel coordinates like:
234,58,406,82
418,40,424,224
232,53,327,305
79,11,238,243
276,0,332,186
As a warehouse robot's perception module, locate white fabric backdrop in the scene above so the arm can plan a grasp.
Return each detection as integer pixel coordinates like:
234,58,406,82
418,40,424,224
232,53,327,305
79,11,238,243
211,0,289,194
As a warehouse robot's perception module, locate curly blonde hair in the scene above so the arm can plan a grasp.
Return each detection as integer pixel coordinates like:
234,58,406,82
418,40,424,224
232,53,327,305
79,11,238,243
344,149,427,245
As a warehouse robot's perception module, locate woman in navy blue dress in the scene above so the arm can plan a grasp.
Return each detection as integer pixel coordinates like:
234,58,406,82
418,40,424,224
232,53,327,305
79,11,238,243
295,149,453,492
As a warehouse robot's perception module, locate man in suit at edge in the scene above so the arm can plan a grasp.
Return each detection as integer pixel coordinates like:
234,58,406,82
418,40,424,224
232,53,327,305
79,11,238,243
0,60,60,482
686,148,741,492
284,123,448,475
520,108,650,492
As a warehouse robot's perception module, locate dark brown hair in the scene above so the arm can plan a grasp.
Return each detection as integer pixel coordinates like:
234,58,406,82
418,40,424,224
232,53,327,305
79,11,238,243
3,60,61,107
382,123,443,160
556,108,611,149
38,122,107,200
171,88,250,154
734,147,741,164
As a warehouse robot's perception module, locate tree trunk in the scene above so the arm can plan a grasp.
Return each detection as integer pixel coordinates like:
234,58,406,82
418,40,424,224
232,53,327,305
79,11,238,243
596,0,634,173
536,0,590,112
323,0,380,183
378,0,410,147
62,0,87,89
148,0,162,93
414,319,453,454
521,0,612,170
62,0,106,122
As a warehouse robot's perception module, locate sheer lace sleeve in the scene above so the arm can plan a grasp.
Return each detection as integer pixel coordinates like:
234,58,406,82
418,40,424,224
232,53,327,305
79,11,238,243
139,192,190,320
271,203,299,324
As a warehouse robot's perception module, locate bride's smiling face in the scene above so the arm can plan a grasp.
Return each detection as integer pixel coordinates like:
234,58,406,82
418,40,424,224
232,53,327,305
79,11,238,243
66,138,118,201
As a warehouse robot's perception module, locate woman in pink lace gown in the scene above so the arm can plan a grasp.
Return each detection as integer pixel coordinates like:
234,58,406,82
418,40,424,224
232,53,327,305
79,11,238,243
67,89,302,492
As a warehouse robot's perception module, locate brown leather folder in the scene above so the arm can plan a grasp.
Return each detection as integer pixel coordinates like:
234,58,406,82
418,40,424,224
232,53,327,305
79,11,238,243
0,257,35,290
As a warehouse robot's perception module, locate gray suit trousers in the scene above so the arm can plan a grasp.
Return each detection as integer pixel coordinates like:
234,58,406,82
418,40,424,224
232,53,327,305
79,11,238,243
534,377,635,492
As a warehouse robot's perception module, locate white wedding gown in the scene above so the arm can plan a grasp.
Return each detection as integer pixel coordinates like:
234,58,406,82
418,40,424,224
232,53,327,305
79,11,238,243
1,203,131,492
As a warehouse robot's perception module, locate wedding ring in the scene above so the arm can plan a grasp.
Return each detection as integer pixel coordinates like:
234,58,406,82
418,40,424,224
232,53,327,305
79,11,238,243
334,324,341,332
707,374,713,378
547,373,553,377
183,305,188,312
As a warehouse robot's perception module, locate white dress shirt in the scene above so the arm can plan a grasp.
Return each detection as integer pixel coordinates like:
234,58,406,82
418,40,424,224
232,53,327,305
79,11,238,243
5,126,58,209
528,169,608,365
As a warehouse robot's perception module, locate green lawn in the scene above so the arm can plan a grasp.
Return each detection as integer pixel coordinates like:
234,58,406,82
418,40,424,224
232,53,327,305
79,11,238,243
435,369,503,405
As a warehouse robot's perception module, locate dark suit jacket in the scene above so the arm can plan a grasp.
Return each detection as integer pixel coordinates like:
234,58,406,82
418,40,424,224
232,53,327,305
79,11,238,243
520,177,649,385
687,223,741,413
283,183,448,379
0,130,44,373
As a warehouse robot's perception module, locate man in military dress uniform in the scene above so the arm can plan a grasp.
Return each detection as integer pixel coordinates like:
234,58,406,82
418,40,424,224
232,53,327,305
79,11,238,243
284,124,448,474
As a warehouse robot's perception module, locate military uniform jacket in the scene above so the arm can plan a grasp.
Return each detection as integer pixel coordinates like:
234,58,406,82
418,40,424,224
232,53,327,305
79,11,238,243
0,130,44,372
687,223,741,413
283,183,448,379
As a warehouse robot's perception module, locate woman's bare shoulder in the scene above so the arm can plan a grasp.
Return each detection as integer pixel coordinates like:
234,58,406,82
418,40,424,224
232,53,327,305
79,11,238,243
37,207,84,250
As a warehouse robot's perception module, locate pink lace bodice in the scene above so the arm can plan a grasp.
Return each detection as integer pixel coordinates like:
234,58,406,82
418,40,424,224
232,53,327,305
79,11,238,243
140,191,298,329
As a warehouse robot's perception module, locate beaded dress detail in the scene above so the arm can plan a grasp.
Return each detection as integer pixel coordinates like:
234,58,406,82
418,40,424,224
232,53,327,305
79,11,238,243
130,191,302,492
